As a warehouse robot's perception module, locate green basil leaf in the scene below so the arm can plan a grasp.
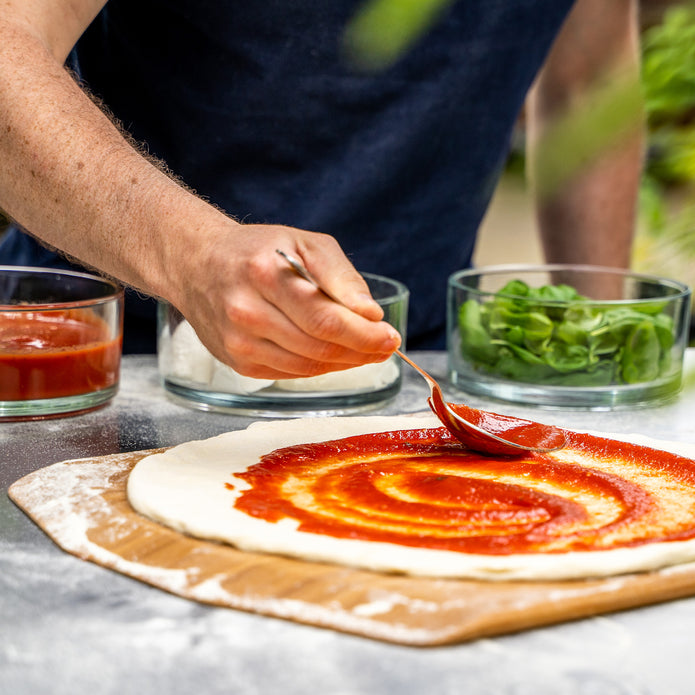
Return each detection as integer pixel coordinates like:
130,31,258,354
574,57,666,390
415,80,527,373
564,304,603,331
522,312,554,352
653,312,676,351
458,300,499,365
530,283,583,303
544,360,616,386
556,320,589,346
545,342,591,372
494,348,557,382
621,320,661,383
587,329,620,356
498,279,530,298
498,342,548,365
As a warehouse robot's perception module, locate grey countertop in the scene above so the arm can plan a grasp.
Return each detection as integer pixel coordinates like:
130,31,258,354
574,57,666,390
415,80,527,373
3,352,695,695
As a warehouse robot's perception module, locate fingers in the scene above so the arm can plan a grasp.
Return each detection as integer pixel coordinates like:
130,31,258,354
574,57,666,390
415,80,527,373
220,267,399,378
271,255,399,352
293,235,386,322
217,337,394,381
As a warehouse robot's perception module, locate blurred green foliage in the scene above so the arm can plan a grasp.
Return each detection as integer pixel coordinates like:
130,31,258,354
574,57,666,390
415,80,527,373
640,3,695,231
633,3,695,311
343,0,455,70
642,4,695,131
530,76,644,200
343,0,695,199
343,0,645,202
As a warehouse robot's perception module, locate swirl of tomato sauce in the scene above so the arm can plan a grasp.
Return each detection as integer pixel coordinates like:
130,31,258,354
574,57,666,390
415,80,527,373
233,427,695,555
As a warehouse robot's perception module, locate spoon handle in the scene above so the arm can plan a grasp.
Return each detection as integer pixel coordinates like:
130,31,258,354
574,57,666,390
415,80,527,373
276,249,344,304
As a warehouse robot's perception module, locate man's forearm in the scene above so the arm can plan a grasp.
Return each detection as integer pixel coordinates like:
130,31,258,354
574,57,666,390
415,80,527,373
0,21,221,310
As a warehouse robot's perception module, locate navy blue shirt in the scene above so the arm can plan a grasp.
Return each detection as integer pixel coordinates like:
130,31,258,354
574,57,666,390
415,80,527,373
0,0,575,352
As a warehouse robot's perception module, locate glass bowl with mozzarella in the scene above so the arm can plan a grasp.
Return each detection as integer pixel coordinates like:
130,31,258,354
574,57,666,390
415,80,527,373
157,272,409,416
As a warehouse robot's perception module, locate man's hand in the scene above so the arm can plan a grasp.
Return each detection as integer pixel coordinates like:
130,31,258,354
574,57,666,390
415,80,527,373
169,221,402,380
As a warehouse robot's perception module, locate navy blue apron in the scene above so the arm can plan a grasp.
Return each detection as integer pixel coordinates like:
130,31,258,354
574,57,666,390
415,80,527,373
0,0,575,352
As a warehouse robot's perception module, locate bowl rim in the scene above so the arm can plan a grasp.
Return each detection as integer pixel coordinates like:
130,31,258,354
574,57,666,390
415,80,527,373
448,263,692,303
0,265,124,311
361,271,410,307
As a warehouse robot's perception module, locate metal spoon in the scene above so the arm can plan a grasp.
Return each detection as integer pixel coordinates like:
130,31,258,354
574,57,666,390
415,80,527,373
276,249,567,456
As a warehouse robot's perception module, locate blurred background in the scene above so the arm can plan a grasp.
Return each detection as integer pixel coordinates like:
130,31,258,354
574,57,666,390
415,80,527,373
2,0,694,304
475,0,695,294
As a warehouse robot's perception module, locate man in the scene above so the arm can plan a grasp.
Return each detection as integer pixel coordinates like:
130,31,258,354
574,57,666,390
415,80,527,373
0,0,641,379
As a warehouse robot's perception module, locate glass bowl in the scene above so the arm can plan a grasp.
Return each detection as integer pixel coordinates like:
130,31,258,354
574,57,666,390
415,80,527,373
158,272,409,416
0,266,124,419
448,264,692,409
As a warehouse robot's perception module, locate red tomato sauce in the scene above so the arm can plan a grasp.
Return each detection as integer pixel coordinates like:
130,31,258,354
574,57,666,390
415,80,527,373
233,427,695,555
444,402,567,452
0,310,121,400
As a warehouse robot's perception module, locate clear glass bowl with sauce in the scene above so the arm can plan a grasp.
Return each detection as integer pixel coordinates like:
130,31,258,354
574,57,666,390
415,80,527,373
0,266,124,419
158,272,409,416
448,264,692,409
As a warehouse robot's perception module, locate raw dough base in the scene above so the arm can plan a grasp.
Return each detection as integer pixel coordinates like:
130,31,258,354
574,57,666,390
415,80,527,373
127,414,695,581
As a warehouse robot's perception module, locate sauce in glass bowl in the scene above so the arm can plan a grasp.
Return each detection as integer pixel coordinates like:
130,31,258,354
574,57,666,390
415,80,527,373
0,309,121,401
0,267,124,419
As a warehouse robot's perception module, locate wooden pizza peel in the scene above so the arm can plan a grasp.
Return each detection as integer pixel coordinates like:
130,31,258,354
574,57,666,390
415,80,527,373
9,447,695,647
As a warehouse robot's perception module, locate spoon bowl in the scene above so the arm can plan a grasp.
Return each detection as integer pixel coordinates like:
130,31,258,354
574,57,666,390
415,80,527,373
395,349,566,455
276,249,567,455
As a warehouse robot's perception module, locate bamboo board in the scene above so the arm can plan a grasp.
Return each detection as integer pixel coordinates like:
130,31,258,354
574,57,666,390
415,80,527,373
9,448,695,646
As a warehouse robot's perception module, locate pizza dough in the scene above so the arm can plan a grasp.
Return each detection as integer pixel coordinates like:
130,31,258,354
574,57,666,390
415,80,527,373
126,414,695,581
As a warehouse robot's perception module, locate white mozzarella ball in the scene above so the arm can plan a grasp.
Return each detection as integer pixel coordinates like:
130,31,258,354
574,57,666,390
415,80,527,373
209,359,274,394
275,360,398,392
167,320,215,384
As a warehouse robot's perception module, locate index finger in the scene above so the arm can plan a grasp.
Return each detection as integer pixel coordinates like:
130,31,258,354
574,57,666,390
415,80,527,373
294,237,386,322
271,255,402,357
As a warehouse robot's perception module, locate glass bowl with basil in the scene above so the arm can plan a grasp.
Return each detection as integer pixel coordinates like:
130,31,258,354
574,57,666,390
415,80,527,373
447,265,692,408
